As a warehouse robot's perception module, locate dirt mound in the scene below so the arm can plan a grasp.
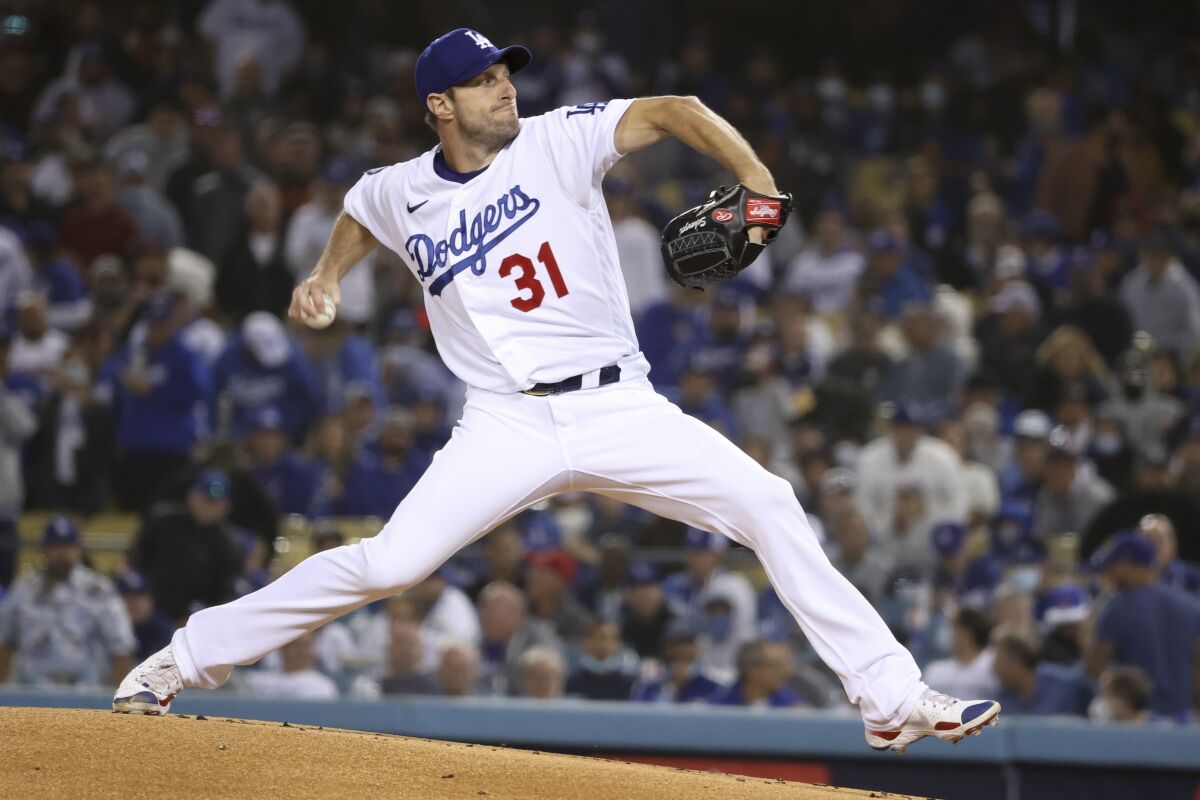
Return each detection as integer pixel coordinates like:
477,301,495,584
0,707,923,800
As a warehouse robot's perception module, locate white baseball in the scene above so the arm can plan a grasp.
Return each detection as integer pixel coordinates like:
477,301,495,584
302,296,337,329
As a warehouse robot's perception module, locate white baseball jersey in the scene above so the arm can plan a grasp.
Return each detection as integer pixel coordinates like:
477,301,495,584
344,98,651,393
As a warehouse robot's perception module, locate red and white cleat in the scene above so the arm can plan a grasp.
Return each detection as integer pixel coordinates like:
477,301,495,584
865,689,1001,753
112,645,183,716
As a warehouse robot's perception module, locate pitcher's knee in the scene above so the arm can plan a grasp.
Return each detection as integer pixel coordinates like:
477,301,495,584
355,540,439,596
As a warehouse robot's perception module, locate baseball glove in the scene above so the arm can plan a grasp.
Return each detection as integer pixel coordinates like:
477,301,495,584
660,184,794,289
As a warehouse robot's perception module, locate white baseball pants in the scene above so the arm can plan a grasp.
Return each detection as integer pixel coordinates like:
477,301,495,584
172,378,925,727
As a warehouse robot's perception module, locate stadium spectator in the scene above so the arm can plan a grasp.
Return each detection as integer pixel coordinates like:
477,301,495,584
998,410,1052,506
662,528,756,645
566,619,639,701
98,293,210,510
856,402,967,537
879,303,966,407
214,181,294,322
212,311,322,443
518,645,567,700
351,618,437,698
783,209,864,314
436,641,482,698
286,158,376,326
1138,514,1200,598
1034,584,1091,667
131,469,244,622
606,169,668,319
239,631,338,700
1086,531,1200,721
858,229,933,320
402,569,482,672
1118,228,1200,355
338,407,429,518
631,620,722,704
57,159,139,266
466,523,526,601
244,406,323,517
933,418,1000,525
1031,437,1115,538
9,292,69,390
1093,666,1155,725
992,627,1093,717
476,581,562,697
114,151,184,250
33,41,134,140
183,120,262,262
707,640,805,709
923,608,1000,700
1099,350,1184,461
673,360,737,439
199,0,305,100
619,561,674,659
24,223,91,332
976,280,1043,399
526,549,593,643
828,507,895,605
114,570,175,661
0,334,38,588
0,517,134,687
102,100,189,192
302,318,383,414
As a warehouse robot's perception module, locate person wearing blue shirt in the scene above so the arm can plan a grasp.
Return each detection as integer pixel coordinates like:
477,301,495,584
1086,530,1200,721
303,320,384,413
98,293,210,510
211,311,323,444
687,289,750,397
998,410,1051,507
24,221,91,332
244,407,324,517
860,230,933,320
992,628,1093,716
631,620,723,704
114,570,176,661
634,288,707,390
706,639,806,708
669,360,738,440
339,408,431,518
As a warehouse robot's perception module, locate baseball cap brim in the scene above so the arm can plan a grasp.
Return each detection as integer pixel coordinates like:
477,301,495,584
436,45,531,99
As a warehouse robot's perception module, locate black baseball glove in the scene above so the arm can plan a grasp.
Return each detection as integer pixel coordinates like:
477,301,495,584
660,184,794,289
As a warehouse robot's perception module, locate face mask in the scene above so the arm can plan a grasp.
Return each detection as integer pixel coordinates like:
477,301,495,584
1093,433,1122,456
1010,565,1040,593
705,613,733,643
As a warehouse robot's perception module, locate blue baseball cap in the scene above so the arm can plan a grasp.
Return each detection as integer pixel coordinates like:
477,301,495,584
931,522,967,556
1089,530,1157,572
192,468,231,501
867,229,900,253
989,501,1034,559
114,570,150,595
957,556,1003,608
683,527,729,552
1035,583,1090,630
42,516,80,546
414,28,531,106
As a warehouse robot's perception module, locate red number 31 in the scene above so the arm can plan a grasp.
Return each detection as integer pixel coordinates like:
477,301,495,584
499,241,569,312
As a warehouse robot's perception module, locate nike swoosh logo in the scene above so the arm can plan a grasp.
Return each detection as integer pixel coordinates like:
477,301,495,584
407,200,429,213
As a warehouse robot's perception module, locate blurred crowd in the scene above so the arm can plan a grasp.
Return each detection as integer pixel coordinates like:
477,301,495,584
1,1,1199,723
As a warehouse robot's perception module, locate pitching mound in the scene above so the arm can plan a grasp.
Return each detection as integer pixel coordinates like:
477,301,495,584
0,707,923,800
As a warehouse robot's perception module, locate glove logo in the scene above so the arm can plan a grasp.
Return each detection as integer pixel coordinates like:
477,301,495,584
679,217,708,234
711,208,734,223
746,198,781,224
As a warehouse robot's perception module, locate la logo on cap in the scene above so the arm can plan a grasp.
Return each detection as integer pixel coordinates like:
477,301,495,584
465,30,494,49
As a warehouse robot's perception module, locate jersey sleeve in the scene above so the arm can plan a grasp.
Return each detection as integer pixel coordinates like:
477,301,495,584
343,166,403,254
535,98,635,209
